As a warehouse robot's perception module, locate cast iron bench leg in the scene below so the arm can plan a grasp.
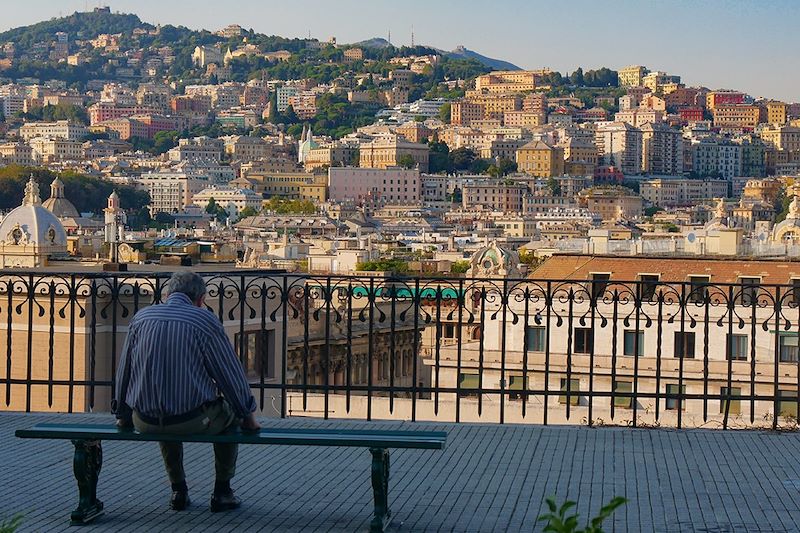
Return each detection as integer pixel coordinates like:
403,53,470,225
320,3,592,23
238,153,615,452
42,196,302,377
369,447,390,533
70,439,104,525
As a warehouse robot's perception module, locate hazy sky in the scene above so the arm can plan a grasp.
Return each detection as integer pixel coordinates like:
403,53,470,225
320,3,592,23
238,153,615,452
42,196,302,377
2,1,798,102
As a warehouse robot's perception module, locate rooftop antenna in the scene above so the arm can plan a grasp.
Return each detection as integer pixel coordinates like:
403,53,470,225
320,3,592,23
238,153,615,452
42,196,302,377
411,25,414,47
388,29,391,44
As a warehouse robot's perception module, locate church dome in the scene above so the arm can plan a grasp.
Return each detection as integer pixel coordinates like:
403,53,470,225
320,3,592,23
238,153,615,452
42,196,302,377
42,177,80,219
466,240,521,278
0,178,68,250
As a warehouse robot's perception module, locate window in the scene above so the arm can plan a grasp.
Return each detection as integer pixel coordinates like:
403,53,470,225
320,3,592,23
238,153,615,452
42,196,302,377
688,275,710,303
234,330,275,379
459,371,479,397
779,389,798,418
737,277,760,306
779,334,799,363
726,334,748,361
589,273,610,299
666,384,685,410
526,326,546,352
674,332,695,359
623,330,644,357
720,387,741,415
508,374,528,401
613,380,633,409
792,279,800,306
574,328,593,354
559,378,580,405
638,274,660,300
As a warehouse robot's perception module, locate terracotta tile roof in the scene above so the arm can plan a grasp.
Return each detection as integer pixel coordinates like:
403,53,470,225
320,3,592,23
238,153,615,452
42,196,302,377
531,254,800,284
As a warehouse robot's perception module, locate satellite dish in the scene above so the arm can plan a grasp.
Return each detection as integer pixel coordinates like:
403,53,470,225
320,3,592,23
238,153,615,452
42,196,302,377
687,233,696,243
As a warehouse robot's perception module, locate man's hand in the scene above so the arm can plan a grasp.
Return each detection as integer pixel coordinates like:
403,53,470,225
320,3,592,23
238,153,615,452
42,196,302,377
241,413,261,432
116,417,133,429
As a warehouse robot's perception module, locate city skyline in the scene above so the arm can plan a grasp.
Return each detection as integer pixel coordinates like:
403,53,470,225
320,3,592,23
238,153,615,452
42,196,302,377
1,0,798,102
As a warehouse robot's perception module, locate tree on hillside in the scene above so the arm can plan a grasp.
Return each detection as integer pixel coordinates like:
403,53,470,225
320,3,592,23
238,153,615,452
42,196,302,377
398,154,416,169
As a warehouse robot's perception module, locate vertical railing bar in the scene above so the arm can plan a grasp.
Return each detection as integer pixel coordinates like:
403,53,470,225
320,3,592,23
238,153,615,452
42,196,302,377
25,274,34,413
411,277,420,422
610,287,619,422
367,277,375,421
110,276,119,409
346,281,353,414
633,281,641,427
702,285,710,423
323,277,332,420
389,279,397,414
499,279,508,425
258,281,267,411
434,284,442,416
566,286,574,421
280,276,289,419
772,285,782,430
302,280,310,412
588,284,596,427
477,286,486,418
677,282,686,429
68,275,76,413
47,281,55,408
544,281,552,425
455,279,464,423
655,288,663,422
89,279,97,411
749,286,758,425
521,284,529,419
5,279,14,408
722,285,735,429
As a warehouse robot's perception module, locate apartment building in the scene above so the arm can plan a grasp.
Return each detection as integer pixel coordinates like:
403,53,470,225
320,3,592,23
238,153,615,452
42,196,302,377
0,141,34,166
462,180,527,212
19,120,88,141
690,137,743,180
706,90,746,111
28,137,83,163
168,136,224,162
712,104,761,130
358,136,429,172
137,171,212,214
473,70,551,93
640,178,728,207
641,122,684,175
759,125,800,152
328,167,420,204
595,122,643,175
618,65,648,87
191,186,263,217
516,140,565,177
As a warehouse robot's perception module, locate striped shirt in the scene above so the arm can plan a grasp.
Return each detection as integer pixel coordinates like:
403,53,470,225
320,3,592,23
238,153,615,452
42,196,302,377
115,292,257,418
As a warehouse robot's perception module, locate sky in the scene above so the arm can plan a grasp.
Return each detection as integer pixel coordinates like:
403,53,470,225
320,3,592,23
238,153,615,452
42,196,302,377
2,0,799,102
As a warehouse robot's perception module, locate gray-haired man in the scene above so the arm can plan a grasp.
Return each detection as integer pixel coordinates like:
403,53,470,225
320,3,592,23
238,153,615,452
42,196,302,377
115,271,260,512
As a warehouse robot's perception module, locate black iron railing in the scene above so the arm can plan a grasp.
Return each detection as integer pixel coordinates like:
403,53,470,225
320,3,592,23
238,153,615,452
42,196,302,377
1,270,799,429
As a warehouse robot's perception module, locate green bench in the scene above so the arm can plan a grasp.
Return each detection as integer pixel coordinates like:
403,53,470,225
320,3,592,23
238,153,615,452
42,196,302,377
16,423,447,533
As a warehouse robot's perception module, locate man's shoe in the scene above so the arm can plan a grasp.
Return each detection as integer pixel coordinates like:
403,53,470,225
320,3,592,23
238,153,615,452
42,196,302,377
170,490,190,511
210,490,241,513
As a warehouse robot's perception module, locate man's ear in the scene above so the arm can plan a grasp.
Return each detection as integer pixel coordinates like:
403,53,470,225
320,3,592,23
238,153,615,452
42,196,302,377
196,294,206,308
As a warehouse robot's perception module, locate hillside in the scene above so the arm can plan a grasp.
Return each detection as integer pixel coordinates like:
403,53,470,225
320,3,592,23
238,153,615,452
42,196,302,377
447,45,520,71
0,9,151,48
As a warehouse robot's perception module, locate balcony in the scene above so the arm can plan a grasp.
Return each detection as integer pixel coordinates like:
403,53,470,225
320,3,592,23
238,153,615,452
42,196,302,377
2,271,800,530
2,271,799,429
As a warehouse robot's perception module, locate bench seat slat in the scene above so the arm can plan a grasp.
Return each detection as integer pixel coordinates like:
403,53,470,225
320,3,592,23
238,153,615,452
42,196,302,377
15,424,447,450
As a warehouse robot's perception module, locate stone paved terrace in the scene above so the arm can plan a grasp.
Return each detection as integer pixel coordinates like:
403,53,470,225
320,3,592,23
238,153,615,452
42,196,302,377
2,413,800,532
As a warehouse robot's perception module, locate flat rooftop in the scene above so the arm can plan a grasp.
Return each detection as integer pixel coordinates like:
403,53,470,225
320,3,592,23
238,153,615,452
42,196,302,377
3,413,800,532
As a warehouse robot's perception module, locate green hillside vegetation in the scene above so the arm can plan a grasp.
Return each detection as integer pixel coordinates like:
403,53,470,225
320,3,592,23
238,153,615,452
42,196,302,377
0,166,150,226
0,10,150,47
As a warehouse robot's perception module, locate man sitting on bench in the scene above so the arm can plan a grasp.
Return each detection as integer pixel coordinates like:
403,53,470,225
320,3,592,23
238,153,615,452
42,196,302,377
114,271,261,512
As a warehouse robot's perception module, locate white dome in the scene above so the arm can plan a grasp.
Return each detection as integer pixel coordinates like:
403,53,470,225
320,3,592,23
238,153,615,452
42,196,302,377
0,178,67,249
0,205,68,247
